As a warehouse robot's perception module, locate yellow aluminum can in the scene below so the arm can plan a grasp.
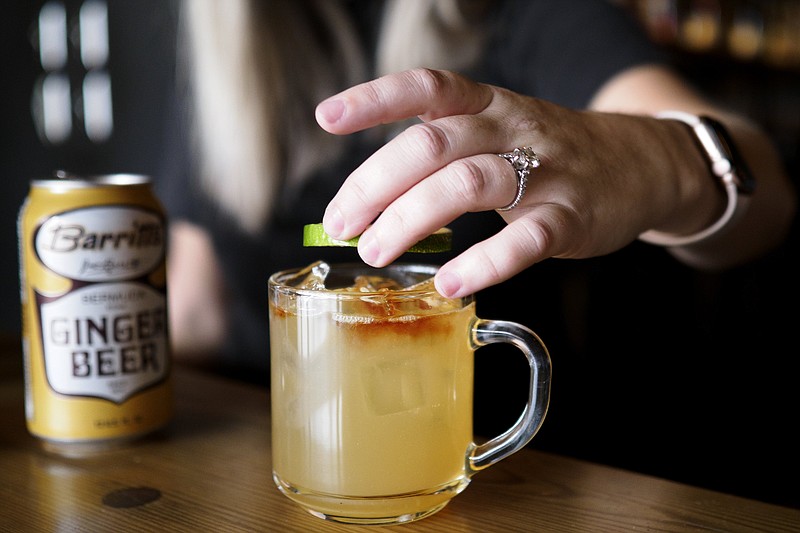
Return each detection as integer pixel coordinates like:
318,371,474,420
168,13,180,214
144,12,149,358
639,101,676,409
18,173,172,455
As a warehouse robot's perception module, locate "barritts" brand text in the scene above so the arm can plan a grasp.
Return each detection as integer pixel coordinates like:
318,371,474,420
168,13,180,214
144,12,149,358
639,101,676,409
40,221,163,252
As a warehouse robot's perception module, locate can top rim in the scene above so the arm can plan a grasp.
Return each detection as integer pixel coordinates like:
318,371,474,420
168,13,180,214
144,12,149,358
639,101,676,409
32,172,152,188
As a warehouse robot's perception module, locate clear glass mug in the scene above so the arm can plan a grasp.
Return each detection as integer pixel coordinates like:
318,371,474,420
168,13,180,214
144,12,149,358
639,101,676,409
268,262,551,526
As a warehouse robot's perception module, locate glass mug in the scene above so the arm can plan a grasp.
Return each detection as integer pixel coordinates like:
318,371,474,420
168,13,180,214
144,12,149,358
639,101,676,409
268,262,551,525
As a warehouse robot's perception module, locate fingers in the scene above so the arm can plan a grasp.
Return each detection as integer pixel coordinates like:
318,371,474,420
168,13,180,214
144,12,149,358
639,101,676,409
322,110,517,239
320,70,502,241
320,70,531,255
316,68,493,134
434,217,554,298
344,153,523,267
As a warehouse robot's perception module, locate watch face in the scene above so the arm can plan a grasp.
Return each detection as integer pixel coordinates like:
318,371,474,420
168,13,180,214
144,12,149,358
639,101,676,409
701,116,756,194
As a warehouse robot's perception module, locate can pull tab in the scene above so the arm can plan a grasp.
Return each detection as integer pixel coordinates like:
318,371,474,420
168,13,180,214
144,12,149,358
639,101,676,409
54,170,77,180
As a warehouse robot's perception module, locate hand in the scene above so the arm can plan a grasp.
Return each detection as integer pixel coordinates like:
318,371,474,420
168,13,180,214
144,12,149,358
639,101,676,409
315,68,702,298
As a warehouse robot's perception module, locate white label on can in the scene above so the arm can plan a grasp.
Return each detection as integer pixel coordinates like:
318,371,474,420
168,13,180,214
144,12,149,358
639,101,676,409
39,282,169,403
35,206,164,282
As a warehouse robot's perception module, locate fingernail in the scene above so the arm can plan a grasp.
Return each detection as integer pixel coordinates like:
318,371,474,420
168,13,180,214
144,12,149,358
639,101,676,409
435,271,462,298
358,234,380,266
316,99,345,125
323,206,345,239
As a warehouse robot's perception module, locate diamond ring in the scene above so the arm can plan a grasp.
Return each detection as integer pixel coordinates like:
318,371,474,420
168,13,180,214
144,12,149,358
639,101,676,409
496,146,540,211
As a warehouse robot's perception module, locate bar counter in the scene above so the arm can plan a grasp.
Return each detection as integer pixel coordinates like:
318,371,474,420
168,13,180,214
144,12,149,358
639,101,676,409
1,337,798,532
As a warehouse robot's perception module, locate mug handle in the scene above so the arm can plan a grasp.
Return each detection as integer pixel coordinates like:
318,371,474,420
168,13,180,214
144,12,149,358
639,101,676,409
467,318,552,473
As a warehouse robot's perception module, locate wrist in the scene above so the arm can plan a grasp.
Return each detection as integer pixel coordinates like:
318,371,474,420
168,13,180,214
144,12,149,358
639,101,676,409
639,111,755,247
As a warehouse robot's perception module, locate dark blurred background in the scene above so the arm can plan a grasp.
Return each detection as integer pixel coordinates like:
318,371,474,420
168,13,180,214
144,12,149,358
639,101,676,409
1,0,177,332
2,0,798,510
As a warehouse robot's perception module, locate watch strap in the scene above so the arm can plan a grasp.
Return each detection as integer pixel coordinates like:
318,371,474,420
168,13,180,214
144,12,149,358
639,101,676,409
638,111,754,247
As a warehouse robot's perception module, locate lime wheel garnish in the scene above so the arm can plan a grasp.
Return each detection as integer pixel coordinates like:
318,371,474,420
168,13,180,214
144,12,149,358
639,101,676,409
303,224,452,253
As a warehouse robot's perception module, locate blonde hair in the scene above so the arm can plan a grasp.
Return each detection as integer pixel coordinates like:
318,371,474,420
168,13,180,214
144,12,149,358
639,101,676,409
182,0,487,233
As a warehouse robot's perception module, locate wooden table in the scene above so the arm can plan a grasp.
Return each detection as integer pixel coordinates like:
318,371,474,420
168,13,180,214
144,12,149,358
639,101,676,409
1,340,798,532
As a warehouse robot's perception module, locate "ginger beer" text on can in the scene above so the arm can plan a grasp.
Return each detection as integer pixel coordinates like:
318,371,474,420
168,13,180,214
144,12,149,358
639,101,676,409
18,172,172,455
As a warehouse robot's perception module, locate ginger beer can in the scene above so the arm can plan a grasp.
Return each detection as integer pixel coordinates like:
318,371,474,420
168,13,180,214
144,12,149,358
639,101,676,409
18,172,172,455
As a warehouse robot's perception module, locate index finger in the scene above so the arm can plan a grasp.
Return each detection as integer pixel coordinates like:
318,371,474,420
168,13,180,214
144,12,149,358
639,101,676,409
315,68,494,134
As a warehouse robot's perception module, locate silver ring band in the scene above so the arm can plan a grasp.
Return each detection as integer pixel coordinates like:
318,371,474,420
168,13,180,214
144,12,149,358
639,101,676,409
497,146,540,211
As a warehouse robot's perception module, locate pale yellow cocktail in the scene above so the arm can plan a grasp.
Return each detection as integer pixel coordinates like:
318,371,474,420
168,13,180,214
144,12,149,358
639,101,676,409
268,262,551,525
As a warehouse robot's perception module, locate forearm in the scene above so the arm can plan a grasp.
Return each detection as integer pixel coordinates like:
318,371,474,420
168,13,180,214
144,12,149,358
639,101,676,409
591,65,797,269
167,221,229,361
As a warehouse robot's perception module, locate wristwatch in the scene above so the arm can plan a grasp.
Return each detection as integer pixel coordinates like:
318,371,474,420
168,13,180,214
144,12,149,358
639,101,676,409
638,110,756,247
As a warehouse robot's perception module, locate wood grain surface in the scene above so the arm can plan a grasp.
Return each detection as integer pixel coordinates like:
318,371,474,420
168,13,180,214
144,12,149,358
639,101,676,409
1,338,798,532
